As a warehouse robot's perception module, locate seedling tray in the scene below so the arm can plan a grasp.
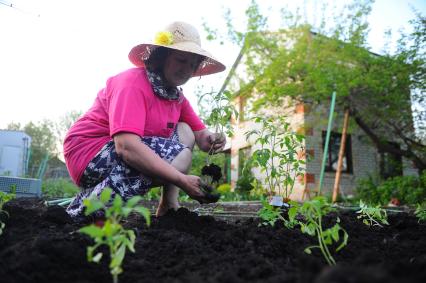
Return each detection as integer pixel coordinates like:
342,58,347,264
0,176,42,197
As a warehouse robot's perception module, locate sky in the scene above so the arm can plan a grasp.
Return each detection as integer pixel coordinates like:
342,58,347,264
0,0,425,129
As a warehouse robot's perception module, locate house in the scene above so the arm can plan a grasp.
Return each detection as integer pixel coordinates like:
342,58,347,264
219,30,418,201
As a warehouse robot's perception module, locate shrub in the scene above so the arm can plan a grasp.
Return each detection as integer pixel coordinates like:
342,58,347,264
217,183,231,194
356,171,426,205
42,178,79,198
142,187,161,201
235,159,256,196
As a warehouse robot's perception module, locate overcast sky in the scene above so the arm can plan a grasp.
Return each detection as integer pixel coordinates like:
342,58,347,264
1,0,425,129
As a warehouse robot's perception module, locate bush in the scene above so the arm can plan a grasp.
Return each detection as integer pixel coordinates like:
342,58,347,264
42,178,79,198
356,171,426,205
217,183,231,194
235,159,256,196
142,187,161,201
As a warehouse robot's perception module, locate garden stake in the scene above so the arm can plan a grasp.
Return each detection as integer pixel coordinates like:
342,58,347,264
318,91,336,195
332,108,350,202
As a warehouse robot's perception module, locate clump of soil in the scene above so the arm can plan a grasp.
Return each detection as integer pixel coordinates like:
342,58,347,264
0,198,425,283
200,163,223,203
201,163,222,183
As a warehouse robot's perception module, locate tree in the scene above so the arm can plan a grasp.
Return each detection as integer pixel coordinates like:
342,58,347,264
5,111,83,177
7,120,57,177
55,110,83,150
207,0,425,173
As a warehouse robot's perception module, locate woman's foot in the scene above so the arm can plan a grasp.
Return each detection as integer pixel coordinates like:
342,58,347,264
156,201,180,217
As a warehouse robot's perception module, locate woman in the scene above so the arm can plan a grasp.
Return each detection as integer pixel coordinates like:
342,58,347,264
64,21,226,218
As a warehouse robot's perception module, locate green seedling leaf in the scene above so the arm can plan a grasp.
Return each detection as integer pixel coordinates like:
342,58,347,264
100,188,112,203
79,225,104,238
330,224,340,242
126,196,143,208
112,195,123,209
110,244,126,270
126,230,136,252
134,206,151,226
83,199,104,215
92,252,103,263
304,247,312,254
336,229,349,252
121,207,132,218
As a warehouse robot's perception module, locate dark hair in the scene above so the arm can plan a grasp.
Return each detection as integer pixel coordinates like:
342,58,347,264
144,47,170,72
144,47,205,74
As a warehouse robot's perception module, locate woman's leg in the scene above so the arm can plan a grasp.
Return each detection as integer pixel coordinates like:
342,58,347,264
156,122,195,216
66,124,193,219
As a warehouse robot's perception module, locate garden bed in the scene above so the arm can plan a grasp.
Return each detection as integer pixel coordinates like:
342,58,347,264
0,198,425,283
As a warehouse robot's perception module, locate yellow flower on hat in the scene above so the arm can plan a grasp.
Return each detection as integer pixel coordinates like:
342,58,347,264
154,31,174,46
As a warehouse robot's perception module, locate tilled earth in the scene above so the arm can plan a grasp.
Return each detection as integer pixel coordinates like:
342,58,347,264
0,198,425,283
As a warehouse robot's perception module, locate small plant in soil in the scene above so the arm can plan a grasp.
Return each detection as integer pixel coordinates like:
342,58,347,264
258,198,282,226
414,203,426,223
0,190,16,236
356,200,389,228
245,115,305,200
258,197,299,228
79,188,151,283
198,89,238,200
288,197,348,266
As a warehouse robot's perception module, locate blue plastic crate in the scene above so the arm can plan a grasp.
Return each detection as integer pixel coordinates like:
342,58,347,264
0,176,42,198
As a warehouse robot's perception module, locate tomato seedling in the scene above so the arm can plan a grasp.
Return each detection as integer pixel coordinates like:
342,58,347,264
79,188,151,283
356,200,389,228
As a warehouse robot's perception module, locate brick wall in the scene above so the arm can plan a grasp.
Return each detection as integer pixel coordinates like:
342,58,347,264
229,99,418,201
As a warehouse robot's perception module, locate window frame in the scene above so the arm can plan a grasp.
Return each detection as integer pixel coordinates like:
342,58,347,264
321,131,353,174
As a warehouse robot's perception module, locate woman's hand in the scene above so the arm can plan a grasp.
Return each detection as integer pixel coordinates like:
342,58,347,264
207,132,226,154
194,129,226,154
178,174,214,204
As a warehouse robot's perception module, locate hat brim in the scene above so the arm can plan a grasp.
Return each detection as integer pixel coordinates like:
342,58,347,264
128,42,226,77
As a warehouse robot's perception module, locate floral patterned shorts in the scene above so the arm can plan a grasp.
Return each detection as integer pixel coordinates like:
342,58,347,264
66,129,187,218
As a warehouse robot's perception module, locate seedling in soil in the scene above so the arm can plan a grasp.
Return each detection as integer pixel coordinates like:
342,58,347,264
414,203,426,223
198,90,238,190
356,200,389,228
0,191,16,236
79,188,151,283
290,197,348,266
258,198,282,226
245,116,305,200
258,198,298,229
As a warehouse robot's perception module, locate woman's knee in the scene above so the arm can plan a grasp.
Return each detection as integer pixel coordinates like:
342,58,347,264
171,148,192,173
177,122,195,150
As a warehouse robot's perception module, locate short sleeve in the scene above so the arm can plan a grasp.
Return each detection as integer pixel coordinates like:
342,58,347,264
179,97,206,131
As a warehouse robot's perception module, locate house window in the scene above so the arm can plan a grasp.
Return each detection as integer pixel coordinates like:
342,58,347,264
322,131,353,173
379,144,402,179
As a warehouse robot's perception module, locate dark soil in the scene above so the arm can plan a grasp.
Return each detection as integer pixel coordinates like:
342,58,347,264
201,163,223,183
1,198,425,283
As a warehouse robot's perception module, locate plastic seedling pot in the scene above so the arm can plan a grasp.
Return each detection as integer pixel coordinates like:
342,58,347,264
269,195,284,207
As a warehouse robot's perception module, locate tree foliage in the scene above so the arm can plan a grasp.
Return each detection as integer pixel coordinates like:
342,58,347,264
7,120,56,177
208,0,425,172
5,111,82,177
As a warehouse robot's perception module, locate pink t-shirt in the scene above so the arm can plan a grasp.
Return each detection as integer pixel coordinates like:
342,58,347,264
64,68,206,185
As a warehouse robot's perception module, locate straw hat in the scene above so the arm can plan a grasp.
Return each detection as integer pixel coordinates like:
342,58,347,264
128,21,226,77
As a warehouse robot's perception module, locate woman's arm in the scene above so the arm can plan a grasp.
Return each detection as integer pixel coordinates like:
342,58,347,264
113,132,205,200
